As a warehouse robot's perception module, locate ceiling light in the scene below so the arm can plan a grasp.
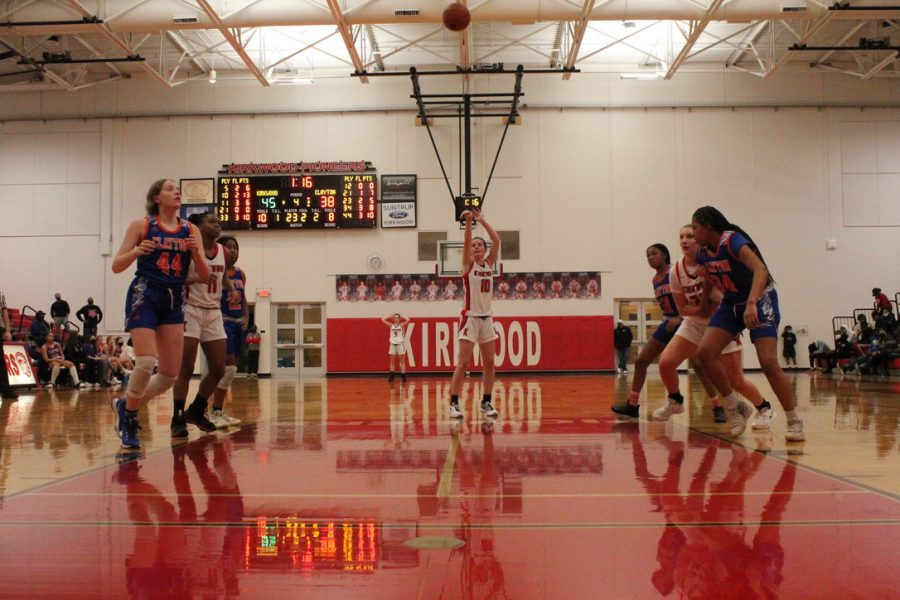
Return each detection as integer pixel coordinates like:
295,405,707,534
620,72,660,80
209,68,216,84
271,77,314,85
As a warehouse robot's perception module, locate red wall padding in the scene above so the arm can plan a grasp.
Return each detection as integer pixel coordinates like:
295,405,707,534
327,315,614,372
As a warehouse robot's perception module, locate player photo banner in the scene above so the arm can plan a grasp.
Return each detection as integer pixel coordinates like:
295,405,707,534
327,316,615,372
336,272,601,302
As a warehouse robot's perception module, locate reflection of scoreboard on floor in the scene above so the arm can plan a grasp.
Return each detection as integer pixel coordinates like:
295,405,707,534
217,174,377,230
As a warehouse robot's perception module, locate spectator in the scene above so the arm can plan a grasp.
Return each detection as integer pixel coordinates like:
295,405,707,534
843,330,890,376
245,325,261,378
76,297,103,338
1,291,18,400
40,332,86,389
50,292,70,333
63,334,87,384
850,314,874,344
613,320,633,375
807,340,833,373
781,325,797,370
30,311,51,346
872,287,893,318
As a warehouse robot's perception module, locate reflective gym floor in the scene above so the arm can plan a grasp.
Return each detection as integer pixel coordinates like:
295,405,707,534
0,372,898,599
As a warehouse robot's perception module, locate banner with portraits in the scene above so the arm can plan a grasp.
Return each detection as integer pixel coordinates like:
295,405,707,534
335,272,601,302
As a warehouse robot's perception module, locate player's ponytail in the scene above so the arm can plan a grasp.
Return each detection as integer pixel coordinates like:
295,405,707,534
692,206,774,282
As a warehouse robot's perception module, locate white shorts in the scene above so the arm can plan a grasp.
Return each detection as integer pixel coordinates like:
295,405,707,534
675,317,741,354
458,315,499,344
389,342,406,355
184,303,226,342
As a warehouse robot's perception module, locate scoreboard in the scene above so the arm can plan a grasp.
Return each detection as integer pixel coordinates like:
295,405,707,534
217,174,377,230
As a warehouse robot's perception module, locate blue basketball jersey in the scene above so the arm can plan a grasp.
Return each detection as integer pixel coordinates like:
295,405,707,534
221,266,246,319
135,217,193,288
653,268,679,318
695,230,756,304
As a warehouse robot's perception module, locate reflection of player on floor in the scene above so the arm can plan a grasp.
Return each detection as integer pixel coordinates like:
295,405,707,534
449,210,501,420
612,244,719,421
381,313,410,384
170,213,240,438
691,206,804,442
210,235,246,429
111,179,209,449
652,225,769,429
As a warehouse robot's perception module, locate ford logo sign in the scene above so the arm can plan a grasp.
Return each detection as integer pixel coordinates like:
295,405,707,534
389,211,409,219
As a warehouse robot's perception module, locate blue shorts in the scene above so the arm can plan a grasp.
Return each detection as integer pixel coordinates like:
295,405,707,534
651,320,678,344
124,277,185,331
224,320,244,357
708,289,780,342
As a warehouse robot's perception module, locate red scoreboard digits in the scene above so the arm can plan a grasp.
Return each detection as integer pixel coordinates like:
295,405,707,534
217,174,377,230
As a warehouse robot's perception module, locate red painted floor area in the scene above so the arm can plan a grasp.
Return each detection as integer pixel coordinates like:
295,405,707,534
0,414,899,600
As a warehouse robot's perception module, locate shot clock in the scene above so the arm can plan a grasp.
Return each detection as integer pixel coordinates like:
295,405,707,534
453,193,482,222
217,174,377,230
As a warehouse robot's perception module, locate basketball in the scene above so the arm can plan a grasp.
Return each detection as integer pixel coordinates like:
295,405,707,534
442,2,471,32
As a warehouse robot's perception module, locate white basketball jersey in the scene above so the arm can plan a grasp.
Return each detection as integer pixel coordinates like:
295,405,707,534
669,258,720,325
186,243,227,309
389,324,404,344
462,260,493,317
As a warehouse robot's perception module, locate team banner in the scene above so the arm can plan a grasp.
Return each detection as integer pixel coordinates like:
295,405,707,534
336,272,601,302
327,315,614,372
4,342,37,387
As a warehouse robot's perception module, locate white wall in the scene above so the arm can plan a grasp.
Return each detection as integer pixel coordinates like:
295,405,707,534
1,72,899,370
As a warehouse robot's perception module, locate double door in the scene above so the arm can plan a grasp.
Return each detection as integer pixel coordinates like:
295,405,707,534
274,304,325,376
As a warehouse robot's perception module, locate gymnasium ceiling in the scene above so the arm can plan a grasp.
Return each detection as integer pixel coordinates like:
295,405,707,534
0,0,898,92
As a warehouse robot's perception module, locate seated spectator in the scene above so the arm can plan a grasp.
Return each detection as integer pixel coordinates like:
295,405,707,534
63,334,87,383
30,311,51,346
112,337,134,372
844,330,891,376
850,314,874,344
808,340,834,373
872,287,893,319
40,332,86,389
95,338,121,387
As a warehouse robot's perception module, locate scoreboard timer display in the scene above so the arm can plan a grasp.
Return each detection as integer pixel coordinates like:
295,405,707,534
217,174,377,230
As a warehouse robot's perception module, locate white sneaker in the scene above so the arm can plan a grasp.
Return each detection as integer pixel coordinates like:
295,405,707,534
728,401,752,438
44,383,54,389
449,403,464,419
211,409,241,427
652,400,685,421
208,410,230,429
92,382,101,389
751,405,776,430
78,381,90,389
785,419,805,442
480,402,499,418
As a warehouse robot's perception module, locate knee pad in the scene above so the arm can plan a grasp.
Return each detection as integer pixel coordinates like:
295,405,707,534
142,372,177,399
126,356,156,398
217,365,238,390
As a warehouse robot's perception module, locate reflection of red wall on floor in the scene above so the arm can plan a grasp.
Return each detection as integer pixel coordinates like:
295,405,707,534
327,316,614,372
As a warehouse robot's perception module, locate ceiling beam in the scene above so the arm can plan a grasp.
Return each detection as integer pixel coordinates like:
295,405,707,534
726,20,768,66
61,0,171,87
664,0,725,79
325,0,368,83
862,51,899,80
195,0,269,86
814,20,866,66
562,0,596,80
765,10,833,77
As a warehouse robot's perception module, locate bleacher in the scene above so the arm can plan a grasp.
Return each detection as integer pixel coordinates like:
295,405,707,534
829,294,900,372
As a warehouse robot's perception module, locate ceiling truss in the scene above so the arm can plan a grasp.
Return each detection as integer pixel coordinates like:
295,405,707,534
0,0,896,92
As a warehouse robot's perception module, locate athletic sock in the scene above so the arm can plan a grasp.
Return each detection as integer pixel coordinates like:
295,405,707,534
628,391,640,406
173,399,186,419
450,394,459,406
785,409,799,421
482,394,492,405
755,400,772,411
722,392,740,410
667,392,684,405
710,396,720,408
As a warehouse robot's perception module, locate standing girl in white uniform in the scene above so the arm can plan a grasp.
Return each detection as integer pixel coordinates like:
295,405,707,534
449,210,501,420
381,313,410,383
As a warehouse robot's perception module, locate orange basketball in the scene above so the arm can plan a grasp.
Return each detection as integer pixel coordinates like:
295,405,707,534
442,2,471,32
